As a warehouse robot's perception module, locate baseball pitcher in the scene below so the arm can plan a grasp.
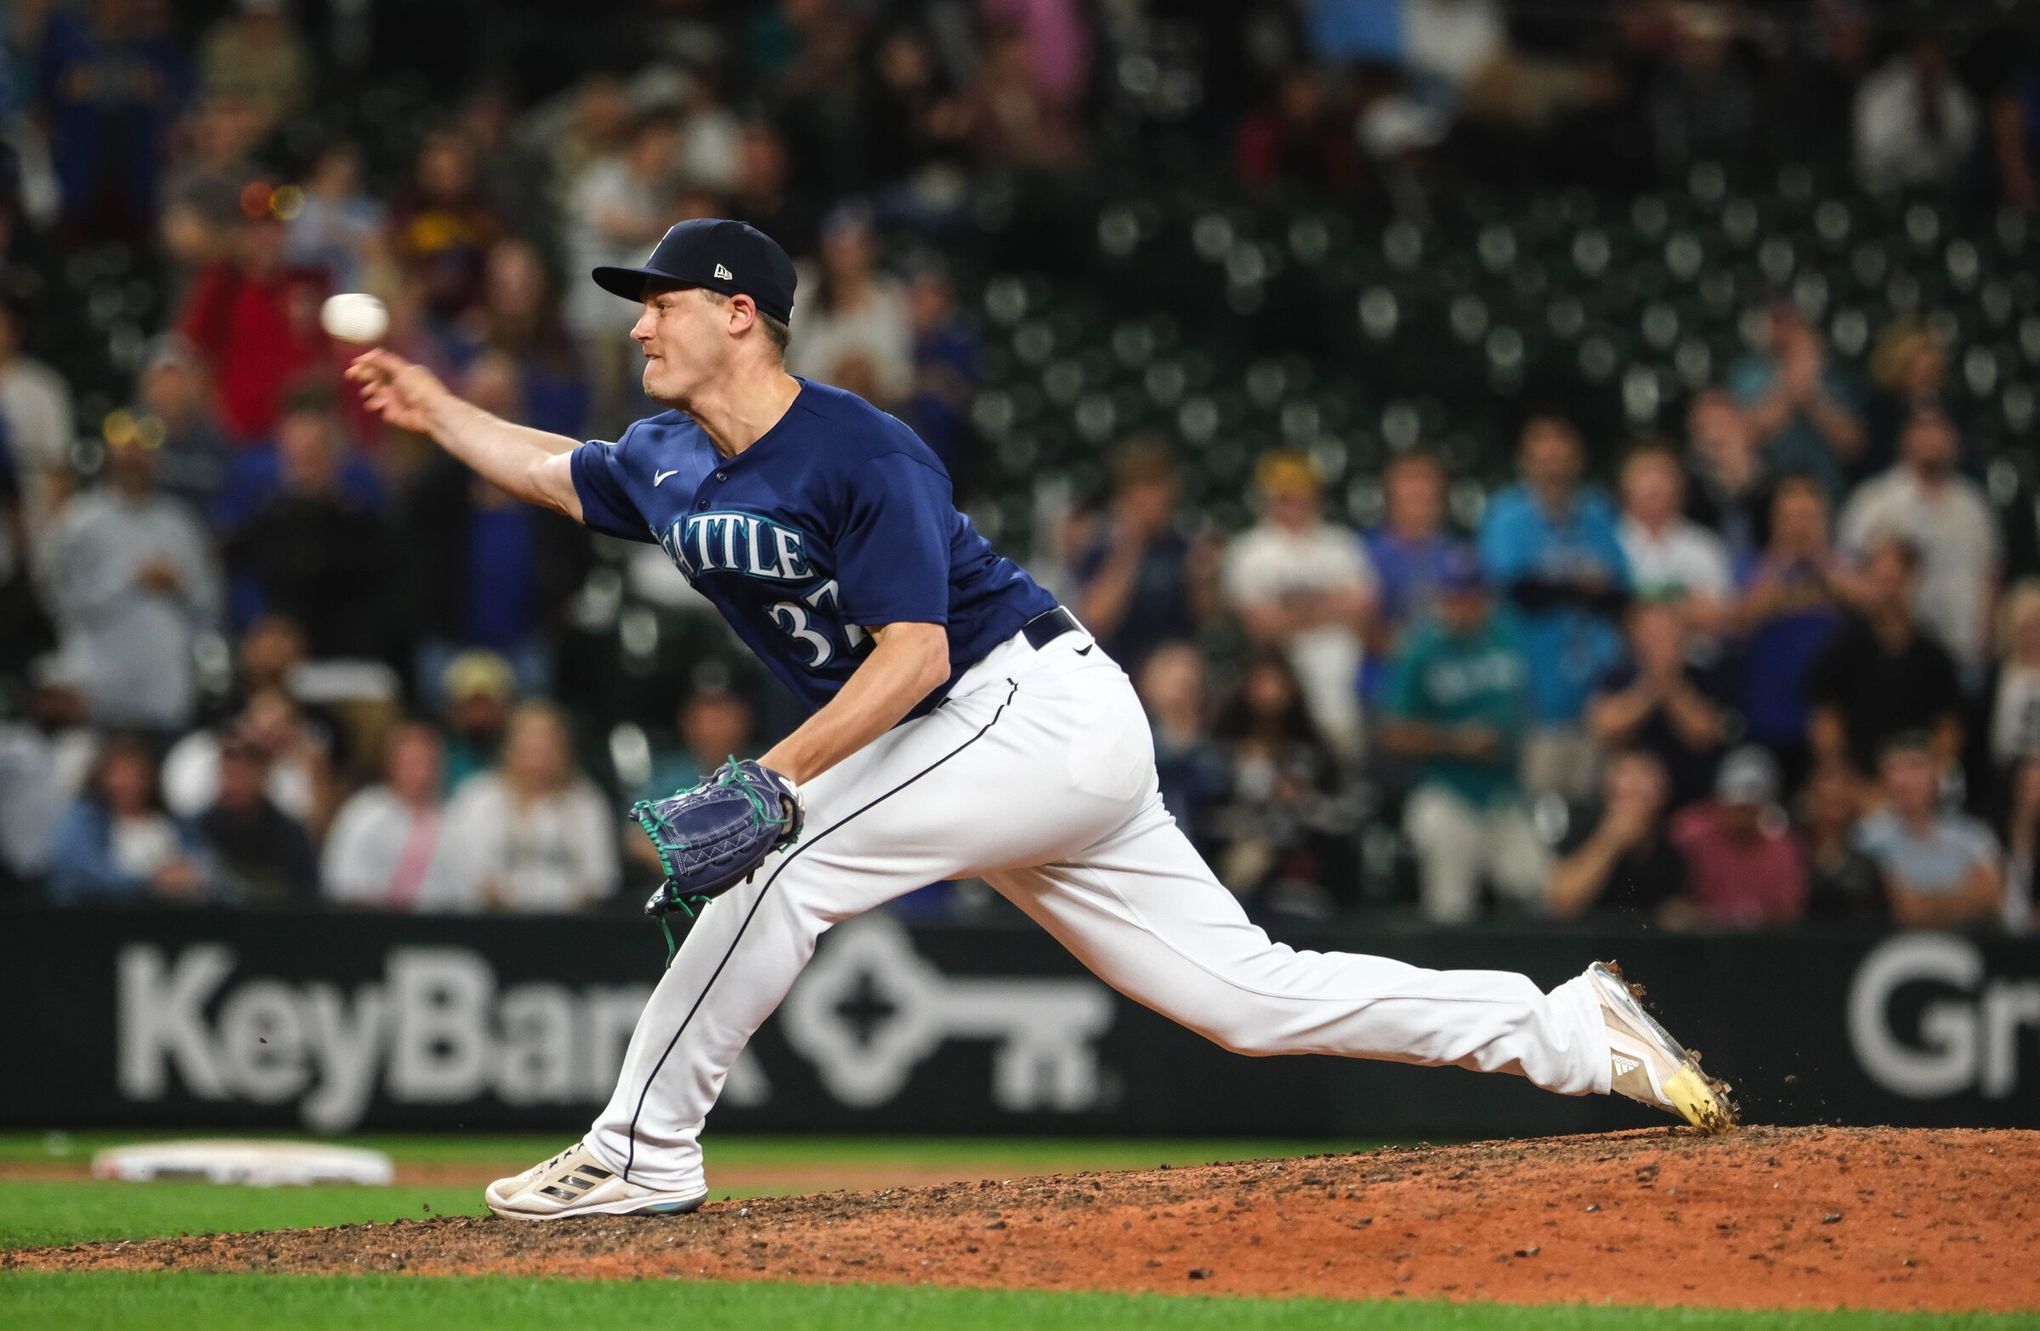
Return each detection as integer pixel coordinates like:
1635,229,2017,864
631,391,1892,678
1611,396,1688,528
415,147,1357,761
346,218,1734,1221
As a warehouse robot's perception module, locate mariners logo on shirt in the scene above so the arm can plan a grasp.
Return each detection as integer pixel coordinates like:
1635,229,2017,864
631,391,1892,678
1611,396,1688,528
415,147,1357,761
659,511,814,583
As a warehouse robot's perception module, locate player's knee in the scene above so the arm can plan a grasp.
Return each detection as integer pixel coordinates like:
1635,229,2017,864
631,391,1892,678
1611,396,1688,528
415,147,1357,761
1194,1012,1287,1057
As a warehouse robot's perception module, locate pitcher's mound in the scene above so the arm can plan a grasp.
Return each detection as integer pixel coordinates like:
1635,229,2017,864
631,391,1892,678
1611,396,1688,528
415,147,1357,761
11,1126,2036,1312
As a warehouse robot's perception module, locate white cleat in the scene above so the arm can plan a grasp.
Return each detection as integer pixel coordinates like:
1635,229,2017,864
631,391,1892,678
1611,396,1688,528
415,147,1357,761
484,1141,707,1221
1586,961,1738,1134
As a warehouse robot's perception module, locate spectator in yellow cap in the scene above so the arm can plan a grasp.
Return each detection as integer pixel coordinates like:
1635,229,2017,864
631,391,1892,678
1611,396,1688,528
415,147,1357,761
1221,449,1378,756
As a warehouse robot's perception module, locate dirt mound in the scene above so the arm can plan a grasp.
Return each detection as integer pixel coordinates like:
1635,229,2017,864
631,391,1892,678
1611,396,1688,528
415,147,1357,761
10,1126,2036,1312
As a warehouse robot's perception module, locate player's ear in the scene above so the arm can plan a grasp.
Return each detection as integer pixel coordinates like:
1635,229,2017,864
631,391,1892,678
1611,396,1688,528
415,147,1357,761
727,293,758,338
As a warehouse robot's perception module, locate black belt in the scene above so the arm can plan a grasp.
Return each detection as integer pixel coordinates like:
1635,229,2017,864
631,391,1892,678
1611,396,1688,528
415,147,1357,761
1021,606,1080,650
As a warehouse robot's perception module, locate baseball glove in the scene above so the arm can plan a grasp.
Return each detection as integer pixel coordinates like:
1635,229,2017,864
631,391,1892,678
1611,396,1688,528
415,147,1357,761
634,759,803,932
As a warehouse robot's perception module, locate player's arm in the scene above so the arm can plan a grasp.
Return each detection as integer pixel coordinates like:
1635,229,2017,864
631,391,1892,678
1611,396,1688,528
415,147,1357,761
759,622,950,785
346,349,585,521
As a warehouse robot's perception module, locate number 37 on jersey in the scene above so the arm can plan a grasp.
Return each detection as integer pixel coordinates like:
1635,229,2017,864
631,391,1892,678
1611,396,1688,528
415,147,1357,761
659,509,870,669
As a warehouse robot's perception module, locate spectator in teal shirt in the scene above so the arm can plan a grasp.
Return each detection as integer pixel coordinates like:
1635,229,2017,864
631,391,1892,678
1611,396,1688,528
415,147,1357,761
1477,415,1630,802
1382,552,1548,923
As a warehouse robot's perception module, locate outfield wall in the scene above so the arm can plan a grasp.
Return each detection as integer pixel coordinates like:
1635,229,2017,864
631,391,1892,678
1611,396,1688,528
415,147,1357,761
6,906,2035,1135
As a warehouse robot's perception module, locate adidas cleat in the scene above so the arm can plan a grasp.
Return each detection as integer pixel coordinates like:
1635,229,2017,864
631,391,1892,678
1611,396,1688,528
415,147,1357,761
1586,961,1738,1133
485,1141,707,1221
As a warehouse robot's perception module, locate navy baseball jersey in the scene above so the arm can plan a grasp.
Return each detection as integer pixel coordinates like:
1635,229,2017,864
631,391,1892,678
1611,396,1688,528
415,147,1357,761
570,378,1055,716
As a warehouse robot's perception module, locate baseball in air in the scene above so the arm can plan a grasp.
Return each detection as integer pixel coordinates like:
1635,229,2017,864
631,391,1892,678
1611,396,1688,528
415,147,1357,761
320,292,388,344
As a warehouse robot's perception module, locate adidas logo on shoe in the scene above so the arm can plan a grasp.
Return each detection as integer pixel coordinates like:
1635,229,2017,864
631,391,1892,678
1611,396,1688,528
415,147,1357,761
1613,1054,1642,1077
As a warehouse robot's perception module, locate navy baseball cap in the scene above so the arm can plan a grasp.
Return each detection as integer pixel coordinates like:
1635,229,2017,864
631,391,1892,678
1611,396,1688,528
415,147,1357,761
591,218,797,323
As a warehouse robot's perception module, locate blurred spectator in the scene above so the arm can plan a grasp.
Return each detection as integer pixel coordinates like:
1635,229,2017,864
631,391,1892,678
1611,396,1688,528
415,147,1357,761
1808,536,1964,780
1380,553,1544,924
284,142,386,293
729,120,817,258
177,213,331,442
197,0,309,134
39,436,221,731
163,686,332,830
454,84,557,248
1616,443,1730,636
1364,451,1463,680
1206,653,1361,917
389,131,501,323
36,0,192,244
158,93,266,272
900,261,976,481
126,334,229,514
226,393,404,661
1858,732,2003,928
537,75,631,214
1682,388,1764,561
1236,66,1361,192
1136,643,1229,851
1735,477,1847,785
322,721,456,909
46,734,211,905
856,25,966,192
788,205,913,406
0,654,96,888
439,649,515,788
198,728,316,905
1071,436,1215,675
952,26,1082,169
1798,759,1885,920
1478,415,1628,801
0,300,75,540
439,701,619,912
1669,747,1808,928
1643,2,1757,176
1729,301,1863,504
1973,580,2040,819
563,107,680,388
2005,755,2039,932
1863,320,1954,481
406,354,583,696
1548,748,1687,923
461,239,589,438
1586,599,1729,812
1839,409,2001,674
1223,450,1377,756
1854,32,1979,194
638,686,756,802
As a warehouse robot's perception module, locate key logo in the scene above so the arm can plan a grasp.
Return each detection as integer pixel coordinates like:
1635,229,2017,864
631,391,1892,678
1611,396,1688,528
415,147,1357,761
713,263,734,280
653,468,679,487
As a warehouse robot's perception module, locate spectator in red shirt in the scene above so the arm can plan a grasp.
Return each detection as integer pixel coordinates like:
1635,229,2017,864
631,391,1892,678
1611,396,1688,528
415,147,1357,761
1236,66,1360,192
1671,746,1809,928
177,212,329,442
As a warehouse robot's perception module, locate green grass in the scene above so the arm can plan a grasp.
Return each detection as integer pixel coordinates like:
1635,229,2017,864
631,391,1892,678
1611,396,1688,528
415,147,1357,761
0,1273,2030,1331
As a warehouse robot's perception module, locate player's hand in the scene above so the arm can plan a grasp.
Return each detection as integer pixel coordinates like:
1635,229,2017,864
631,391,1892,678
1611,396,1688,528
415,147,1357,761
346,348,445,436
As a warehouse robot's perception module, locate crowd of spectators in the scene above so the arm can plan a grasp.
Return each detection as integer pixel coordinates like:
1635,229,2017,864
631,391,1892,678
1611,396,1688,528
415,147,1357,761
1,0,2038,934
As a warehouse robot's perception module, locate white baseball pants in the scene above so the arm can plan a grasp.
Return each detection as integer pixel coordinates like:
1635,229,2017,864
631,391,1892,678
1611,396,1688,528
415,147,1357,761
588,625,1612,1192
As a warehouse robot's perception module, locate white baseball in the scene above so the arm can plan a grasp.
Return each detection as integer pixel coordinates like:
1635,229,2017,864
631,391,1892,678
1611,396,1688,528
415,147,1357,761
320,292,389,344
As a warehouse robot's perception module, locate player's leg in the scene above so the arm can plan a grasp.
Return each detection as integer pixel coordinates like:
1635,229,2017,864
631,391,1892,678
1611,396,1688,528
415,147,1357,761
987,805,1611,1095
524,647,1144,1214
1402,785,1487,924
1485,803,1553,912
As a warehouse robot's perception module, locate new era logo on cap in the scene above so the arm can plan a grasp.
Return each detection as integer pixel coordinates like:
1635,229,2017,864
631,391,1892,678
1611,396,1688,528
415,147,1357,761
714,263,734,280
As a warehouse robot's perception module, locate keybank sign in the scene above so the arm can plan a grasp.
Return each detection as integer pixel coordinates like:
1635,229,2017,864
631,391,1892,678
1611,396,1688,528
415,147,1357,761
1847,933,2040,1099
113,920,1114,1131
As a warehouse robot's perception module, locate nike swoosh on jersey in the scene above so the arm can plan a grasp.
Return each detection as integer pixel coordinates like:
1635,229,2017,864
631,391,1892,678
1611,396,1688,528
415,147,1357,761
654,469,680,486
